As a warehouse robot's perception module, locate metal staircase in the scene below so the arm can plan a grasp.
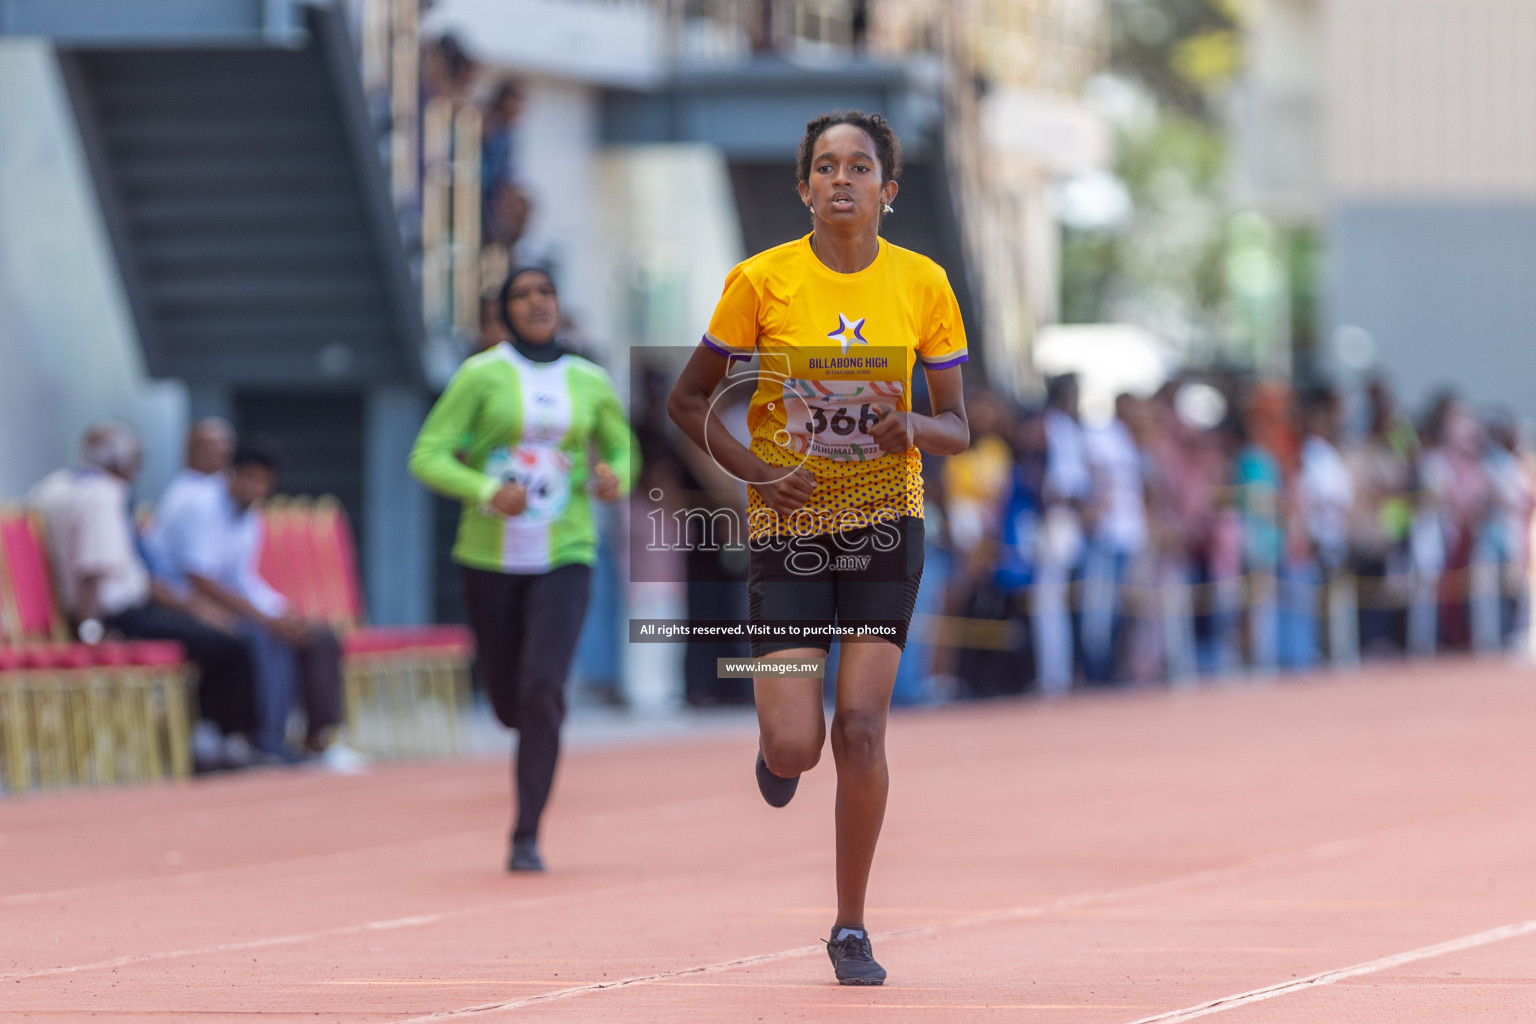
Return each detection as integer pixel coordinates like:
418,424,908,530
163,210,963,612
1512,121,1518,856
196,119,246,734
25,1,425,388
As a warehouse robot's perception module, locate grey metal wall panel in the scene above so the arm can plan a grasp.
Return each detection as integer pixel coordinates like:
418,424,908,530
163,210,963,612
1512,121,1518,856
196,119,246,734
234,388,366,567
602,91,674,146
679,90,890,160
600,60,936,160
0,0,301,47
364,385,431,625
1330,202,1536,417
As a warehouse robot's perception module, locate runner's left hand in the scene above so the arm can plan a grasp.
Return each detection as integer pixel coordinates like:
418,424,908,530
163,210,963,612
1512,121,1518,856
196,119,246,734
869,406,914,454
592,462,622,502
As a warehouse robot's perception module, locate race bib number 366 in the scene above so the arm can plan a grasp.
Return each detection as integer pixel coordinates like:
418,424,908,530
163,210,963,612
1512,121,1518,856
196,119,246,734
782,377,904,462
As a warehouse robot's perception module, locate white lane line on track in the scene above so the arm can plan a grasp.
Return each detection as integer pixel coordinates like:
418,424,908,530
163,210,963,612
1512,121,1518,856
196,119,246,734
0,845,827,984
2,798,1508,993
0,795,738,909
0,895,565,983
1124,918,1536,1023
396,943,828,1020
392,835,1380,1021
0,829,492,908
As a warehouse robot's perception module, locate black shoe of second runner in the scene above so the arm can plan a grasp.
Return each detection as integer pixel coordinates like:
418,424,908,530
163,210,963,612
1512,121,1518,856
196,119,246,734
825,926,886,985
507,837,545,872
755,750,799,808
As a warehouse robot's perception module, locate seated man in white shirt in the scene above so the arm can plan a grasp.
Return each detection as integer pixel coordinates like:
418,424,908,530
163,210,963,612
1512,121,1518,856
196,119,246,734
148,418,236,568
147,436,356,768
27,420,261,769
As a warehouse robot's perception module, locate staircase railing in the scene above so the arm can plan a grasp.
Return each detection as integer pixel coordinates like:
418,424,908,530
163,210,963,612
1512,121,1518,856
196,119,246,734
351,0,482,352
421,98,483,343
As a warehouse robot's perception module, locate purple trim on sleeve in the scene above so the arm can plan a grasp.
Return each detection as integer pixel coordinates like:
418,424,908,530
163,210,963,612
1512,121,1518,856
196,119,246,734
701,334,750,361
921,352,969,371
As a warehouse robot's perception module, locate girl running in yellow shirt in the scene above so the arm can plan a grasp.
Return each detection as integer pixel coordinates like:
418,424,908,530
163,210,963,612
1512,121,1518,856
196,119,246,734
669,110,970,985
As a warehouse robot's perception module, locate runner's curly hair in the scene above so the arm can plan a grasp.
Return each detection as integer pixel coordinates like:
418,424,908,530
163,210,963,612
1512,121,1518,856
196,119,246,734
796,110,903,185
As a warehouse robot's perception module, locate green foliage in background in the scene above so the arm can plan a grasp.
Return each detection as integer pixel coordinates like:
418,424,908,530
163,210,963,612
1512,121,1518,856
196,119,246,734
1111,0,1247,120
1063,0,1259,360
1063,112,1230,356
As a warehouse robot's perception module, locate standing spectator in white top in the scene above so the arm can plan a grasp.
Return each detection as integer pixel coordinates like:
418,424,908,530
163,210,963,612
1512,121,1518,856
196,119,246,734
27,420,261,768
1482,413,1534,647
145,436,360,770
1299,388,1356,666
1036,374,1090,694
1081,394,1150,683
1300,389,1355,575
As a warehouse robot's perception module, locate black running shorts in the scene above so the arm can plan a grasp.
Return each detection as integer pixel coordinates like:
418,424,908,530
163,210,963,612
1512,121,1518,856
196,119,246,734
747,515,924,657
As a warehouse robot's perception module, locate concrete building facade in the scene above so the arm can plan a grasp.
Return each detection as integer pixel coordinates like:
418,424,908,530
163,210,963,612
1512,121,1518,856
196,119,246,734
1239,0,1536,417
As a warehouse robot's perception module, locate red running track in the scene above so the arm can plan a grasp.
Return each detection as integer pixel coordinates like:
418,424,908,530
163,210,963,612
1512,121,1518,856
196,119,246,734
4,659,1536,1022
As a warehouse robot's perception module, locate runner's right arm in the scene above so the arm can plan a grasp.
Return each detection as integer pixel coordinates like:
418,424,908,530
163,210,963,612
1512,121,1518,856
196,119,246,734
409,366,506,508
667,345,815,515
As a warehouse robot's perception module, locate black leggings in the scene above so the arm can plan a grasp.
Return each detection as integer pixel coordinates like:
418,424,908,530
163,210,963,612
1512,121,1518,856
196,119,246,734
463,563,591,842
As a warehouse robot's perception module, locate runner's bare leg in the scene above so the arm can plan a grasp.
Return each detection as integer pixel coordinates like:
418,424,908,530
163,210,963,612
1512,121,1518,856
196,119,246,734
830,640,901,929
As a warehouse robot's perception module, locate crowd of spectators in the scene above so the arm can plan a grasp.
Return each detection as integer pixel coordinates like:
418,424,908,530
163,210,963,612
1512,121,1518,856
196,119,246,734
932,374,1536,698
28,368,1531,736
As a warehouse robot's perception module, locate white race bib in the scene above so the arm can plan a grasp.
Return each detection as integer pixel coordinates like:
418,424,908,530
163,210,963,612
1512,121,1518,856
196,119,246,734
781,377,904,463
484,443,572,524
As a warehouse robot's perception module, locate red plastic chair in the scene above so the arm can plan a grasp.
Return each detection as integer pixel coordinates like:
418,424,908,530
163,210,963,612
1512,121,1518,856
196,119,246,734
291,506,335,625
0,507,198,791
255,505,291,606
0,510,68,644
259,500,319,620
253,495,474,757
0,508,191,667
341,624,473,657
257,496,472,658
311,497,363,629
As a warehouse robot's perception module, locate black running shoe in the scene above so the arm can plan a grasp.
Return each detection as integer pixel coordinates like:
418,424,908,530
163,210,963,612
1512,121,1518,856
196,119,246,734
825,926,886,985
755,750,799,808
507,837,545,872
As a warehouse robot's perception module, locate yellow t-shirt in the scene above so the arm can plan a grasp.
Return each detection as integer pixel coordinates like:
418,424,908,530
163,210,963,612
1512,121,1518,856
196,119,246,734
702,233,968,538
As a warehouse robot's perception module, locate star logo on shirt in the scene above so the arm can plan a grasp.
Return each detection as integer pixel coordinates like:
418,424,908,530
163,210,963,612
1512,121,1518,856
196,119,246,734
826,313,868,354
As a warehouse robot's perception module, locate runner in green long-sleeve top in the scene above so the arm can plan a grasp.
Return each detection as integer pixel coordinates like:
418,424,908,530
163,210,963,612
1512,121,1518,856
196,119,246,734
410,265,638,872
